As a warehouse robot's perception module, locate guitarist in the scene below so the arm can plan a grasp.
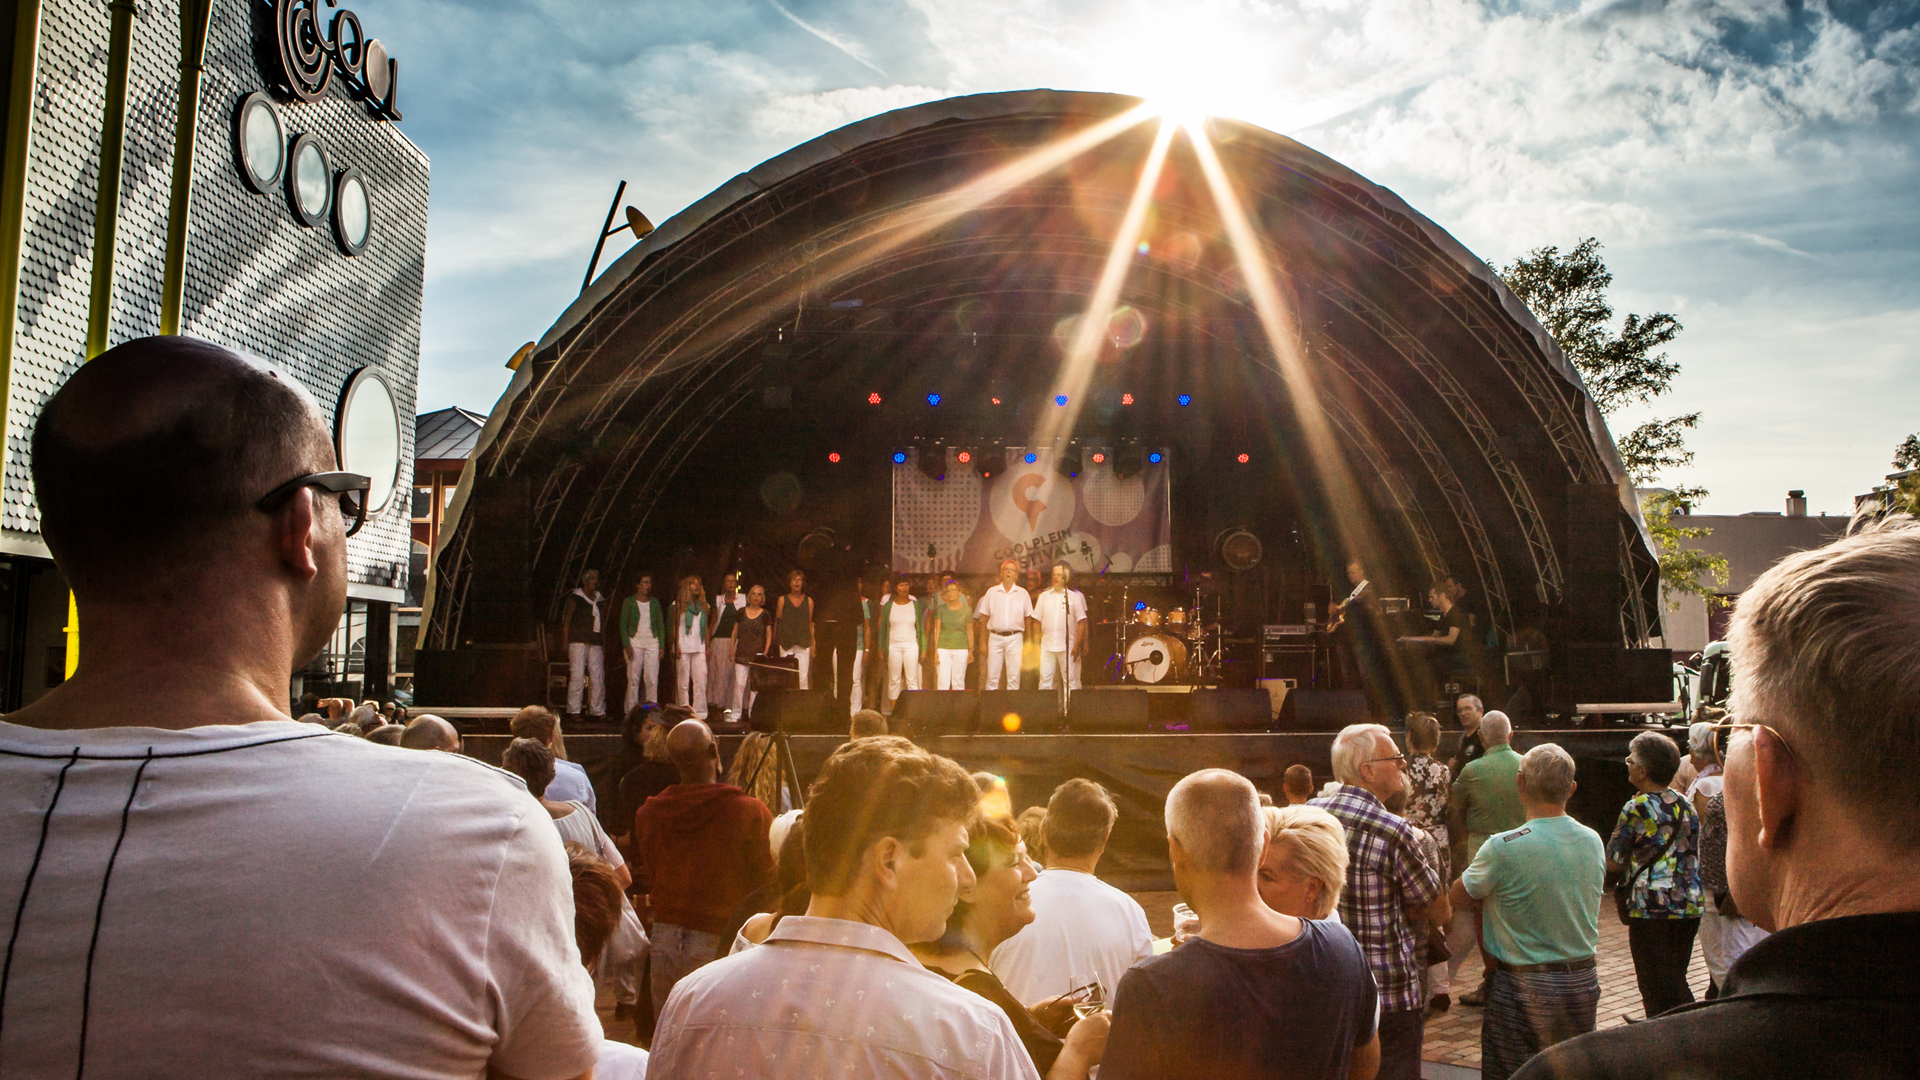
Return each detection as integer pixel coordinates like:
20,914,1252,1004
1330,558,1386,703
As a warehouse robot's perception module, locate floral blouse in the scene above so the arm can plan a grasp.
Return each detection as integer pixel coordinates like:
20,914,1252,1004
1405,753,1450,835
1608,788,1704,919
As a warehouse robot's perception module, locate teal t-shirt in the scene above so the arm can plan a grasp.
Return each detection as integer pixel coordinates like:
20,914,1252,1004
1453,743,1526,856
1461,814,1605,965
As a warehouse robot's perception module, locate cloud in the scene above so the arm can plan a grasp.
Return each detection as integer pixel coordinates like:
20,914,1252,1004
750,83,948,136
765,0,890,77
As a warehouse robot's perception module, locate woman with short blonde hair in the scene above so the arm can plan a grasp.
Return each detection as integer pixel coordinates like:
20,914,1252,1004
1258,804,1349,920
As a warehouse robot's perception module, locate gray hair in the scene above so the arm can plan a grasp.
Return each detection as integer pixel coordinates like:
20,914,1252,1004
1687,720,1717,760
1330,723,1392,786
1520,744,1576,804
1629,731,1682,786
1166,769,1264,875
1260,804,1348,918
348,704,381,732
1479,711,1512,746
1728,515,1920,849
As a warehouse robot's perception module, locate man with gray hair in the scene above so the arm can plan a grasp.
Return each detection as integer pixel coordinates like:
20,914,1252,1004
1103,769,1380,1080
1312,724,1441,1080
1517,517,1920,1079
1450,744,1604,1080
1446,709,1526,1004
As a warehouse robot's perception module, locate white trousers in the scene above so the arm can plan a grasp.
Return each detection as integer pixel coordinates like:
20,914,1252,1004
887,642,921,703
937,648,968,690
1699,907,1768,985
849,650,865,713
732,663,755,720
568,642,606,716
624,645,660,712
1070,651,1083,689
676,650,708,716
984,633,1023,690
780,645,811,689
1038,648,1072,689
706,638,736,712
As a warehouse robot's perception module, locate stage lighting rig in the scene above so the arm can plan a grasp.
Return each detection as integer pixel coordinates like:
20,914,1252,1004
1113,444,1144,479
918,441,947,482
1056,445,1080,479
969,446,997,480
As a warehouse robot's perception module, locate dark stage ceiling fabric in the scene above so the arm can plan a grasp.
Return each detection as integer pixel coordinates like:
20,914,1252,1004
421,90,1660,658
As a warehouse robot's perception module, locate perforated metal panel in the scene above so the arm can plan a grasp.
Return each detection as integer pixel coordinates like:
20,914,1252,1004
7,0,428,594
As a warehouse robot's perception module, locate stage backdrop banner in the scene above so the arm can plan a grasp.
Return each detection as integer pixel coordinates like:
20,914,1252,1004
892,448,1171,575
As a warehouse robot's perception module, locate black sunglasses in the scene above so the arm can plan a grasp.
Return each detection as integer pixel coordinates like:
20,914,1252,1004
256,471,372,537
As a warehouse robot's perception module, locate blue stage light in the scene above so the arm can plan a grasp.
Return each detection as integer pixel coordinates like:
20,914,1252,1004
1135,601,1147,611
1177,394,1192,407
1054,395,1068,406
1148,451,1163,464
927,393,942,406
1024,452,1038,464
892,452,908,464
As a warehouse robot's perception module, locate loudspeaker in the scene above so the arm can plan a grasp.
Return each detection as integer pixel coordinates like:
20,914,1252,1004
978,690,1061,733
1190,688,1273,732
413,646,543,707
1564,646,1672,705
1067,689,1150,733
749,689,837,734
1564,485,1625,643
1277,689,1369,732
895,691,978,738
463,476,532,644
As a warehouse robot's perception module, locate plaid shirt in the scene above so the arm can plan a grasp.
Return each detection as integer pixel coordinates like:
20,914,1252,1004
1311,785,1442,1013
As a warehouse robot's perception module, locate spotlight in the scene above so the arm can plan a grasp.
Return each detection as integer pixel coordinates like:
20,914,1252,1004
1237,453,1250,464
927,393,942,406
1114,445,1144,479
892,451,907,464
1056,447,1080,479
828,452,841,463
919,442,947,482
991,397,1003,405
1121,393,1135,406
1054,395,1069,406
1148,451,1163,464
1024,452,1038,464
1091,452,1107,464
973,448,996,480
869,392,883,405
957,450,972,464
1177,394,1192,407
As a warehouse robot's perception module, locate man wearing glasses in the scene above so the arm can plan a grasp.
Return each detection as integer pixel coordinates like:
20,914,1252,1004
1312,723,1443,1080
1517,517,1920,1080
0,338,601,1079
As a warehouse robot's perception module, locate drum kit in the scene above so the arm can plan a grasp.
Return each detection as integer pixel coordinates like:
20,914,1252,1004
1101,583,1225,685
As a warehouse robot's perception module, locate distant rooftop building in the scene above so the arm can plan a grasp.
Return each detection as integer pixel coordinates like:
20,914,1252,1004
1647,488,1848,654
415,405,489,464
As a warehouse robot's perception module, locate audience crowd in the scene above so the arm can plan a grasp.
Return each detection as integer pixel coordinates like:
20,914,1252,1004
5,335,1915,1080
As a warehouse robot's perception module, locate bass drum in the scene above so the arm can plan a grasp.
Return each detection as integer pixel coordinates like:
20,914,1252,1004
1125,634,1190,685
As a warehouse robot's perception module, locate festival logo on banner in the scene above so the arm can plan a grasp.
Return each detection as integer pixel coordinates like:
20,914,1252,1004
892,449,1170,575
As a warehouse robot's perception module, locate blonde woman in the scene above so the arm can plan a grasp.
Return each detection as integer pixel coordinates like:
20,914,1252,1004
1257,804,1350,920
670,575,712,717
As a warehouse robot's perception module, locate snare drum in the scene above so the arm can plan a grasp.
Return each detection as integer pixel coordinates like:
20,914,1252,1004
1168,608,1188,630
1135,607,1162,628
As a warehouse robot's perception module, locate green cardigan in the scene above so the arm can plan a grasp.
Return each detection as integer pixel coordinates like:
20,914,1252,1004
619,596,665,645
878,595,927,652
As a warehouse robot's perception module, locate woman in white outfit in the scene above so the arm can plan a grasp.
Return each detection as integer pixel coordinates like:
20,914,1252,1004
879,576,925,713
670,575,711,717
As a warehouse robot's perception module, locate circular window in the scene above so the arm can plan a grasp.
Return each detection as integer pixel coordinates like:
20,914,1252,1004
234,92,286,194
286,133,332,227
336,368,402,517
333,168,372,255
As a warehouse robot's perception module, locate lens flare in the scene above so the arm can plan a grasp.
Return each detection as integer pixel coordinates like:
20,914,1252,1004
1001,712,1022,733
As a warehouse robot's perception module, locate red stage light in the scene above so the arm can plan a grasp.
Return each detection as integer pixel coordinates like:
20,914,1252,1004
1121,393,1134,406
1091,452,1107,464
1237,453,1251,464
991,397,1002,405
957,451,972,463
867,392,882,404
828,452,841,463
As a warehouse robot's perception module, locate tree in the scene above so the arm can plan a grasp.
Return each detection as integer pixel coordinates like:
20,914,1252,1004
1895,433,1919,471
1501,239,1726,611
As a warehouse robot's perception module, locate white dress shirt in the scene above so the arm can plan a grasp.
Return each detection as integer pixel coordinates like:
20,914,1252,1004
976,583,1033,633
651,915,1038,1080
990,867,1156,1007
1033,588,1087,652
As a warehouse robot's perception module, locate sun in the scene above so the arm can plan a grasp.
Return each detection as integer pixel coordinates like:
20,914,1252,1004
1083,5,1274,127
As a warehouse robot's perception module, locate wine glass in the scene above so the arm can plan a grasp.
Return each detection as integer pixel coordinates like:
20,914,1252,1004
1069,975,1106,1019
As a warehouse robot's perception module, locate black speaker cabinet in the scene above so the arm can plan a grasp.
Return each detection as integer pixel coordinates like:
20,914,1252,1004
1278,690,1370,732
1067,688,1150,733
895,691,979,739
977,690,1061,733
413,646,542,707
1190,688,1272,732
749,689,837,734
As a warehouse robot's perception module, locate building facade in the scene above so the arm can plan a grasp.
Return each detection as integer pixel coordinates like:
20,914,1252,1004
1651,489,1849,655
1,0,427,707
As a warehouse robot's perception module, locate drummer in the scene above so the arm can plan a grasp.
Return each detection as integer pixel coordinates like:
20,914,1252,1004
1031,563,1089,705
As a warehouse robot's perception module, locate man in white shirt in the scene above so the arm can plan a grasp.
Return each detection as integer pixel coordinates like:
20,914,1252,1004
650,736,1051,1079
1031,563,1089,708
512,704,597,812
975,558,1033,691
992,778,1155,1006
0,337,599,1079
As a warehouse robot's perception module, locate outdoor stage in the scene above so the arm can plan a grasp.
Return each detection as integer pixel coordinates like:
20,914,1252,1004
459,722,1664,890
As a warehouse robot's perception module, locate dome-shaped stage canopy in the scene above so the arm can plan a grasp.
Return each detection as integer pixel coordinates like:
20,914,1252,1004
421,90,1659,674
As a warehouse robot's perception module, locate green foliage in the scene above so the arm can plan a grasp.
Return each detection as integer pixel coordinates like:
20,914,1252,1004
1501,239,1690,484
1640,487,1731,611
1895,434,1920,471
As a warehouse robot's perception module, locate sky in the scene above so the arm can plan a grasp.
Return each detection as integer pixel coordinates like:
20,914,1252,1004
375,0,1920,516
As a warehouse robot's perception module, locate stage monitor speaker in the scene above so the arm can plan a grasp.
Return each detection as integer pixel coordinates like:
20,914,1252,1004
1190,688,1273,733
1278,690,1370,732
749,689,837,734
1564,646,1672,705
895,691,978,739
1067,689,1149,733
978,690,1061,734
